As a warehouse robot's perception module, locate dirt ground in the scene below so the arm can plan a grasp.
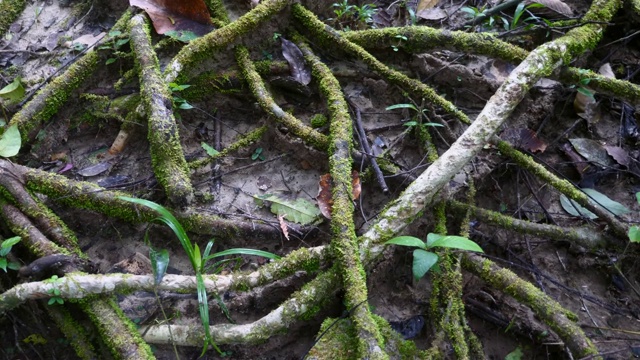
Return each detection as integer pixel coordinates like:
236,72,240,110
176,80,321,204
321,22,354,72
1,0,640,359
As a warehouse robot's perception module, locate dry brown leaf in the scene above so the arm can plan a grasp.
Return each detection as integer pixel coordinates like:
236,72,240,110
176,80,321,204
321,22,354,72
129,0,214,36
316,171,361,219
604,145,630,167
281,38,311,85
277,214,290,240
500,128,547,153
417,0,440,12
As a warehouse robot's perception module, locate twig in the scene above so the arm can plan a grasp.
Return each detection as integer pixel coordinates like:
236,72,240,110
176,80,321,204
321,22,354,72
352,106,388,193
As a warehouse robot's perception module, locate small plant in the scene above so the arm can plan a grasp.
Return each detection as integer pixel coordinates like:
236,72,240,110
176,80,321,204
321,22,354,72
0,236,21,272
168,83,193,110
118,196,280,355
628,192,640,243
330,1,377,30
575,69,595,99
251,147,265,161
98,30,130,65
503,2,543,31
385,233,484,280
45,275,65,305
385,103,443,129
391,34,407,52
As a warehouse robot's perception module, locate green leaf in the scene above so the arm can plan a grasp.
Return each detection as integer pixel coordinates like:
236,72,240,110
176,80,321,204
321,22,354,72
412,249,438,280
560,188,630,219
105,58,116,65
165,30,199,43
115,38,130,48
629,225,640,243
204,248,280,263
636,192,640,205
108,30,122,37
201,142,220,157
505,346,523,360
48,298,56,305
0,77,25,102
429,235,484,252
117,197,197,269
0,124,21,157
403,121,418,127
426,233,444,247
253,194,321,225
178,102,193,110
385,103,419,111
0,257,7,272
577,86,594,98
7,261,20,271
149,247,169,286
1,236,20,250
424,122,444,127
385,236,426,248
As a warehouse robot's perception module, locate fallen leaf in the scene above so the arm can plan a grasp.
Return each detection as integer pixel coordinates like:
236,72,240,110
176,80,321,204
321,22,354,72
316,171,361,219
77,161,112,177
527,0,572,17
568,138,616,168
281,38,311,85
254,194,321,225
277,214,290,240
129,0,214,36
500,128,547,153
560,188,630,219
0,124,21,157
417,0,439,12
417,7,447,20
604,145,630,167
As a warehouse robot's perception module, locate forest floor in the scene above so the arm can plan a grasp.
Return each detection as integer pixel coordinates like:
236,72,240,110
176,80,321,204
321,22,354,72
1,0,640,359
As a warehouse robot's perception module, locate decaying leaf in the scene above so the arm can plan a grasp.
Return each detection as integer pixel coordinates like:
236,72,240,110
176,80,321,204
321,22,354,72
316,171,362,219
499,128,547,153
254,194,321,225
281,38,311,86
568,138,616,168
77,161,112,177
129,0,214,36
603,145,630,167
416,0,446,20
277,214,290,240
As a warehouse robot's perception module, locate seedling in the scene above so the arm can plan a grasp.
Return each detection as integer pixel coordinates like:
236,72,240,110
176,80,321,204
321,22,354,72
330,1,377,30
385,233,483,280
0,236,21,272
168,83,193,110
391,34,407,52
628,192,640,243
385,103,443,129
251,147,265,161
118,196,279,356
45,275,64,305
98,30,130,65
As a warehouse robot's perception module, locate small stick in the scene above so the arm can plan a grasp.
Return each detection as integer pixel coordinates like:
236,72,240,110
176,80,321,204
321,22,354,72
353,107,388,193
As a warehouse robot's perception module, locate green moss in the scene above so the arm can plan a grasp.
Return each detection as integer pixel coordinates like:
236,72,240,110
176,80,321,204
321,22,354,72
0,0,26,37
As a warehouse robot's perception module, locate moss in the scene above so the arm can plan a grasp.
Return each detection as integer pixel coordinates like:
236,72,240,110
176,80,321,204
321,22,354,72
188,125,268,170
0,0,26,37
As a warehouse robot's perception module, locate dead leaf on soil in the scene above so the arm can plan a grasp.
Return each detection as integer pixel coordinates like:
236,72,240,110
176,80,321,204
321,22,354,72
277,214,290,240
604,145,630,167
129,0,214,36
317,170,361,219
499,128,547,153
568,138,616,168
281,38,311,86
254,194,321,225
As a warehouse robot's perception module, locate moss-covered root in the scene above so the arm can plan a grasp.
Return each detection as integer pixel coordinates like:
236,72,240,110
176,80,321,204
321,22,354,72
8,10,133,143
462,253,600,358
358,0,622,263
0,198,70,257
292,4,471,125
494,140,628,239
129,14,194,207
235,46,329,151
448,200,610,249
46,307,98,360
0,163,81,255
294,34,387,358
141,266,342,346
164,0,290,83
81,297,155,359
188,125,267,170
309,314,435,359
343,27,640,106
0,0,26,37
